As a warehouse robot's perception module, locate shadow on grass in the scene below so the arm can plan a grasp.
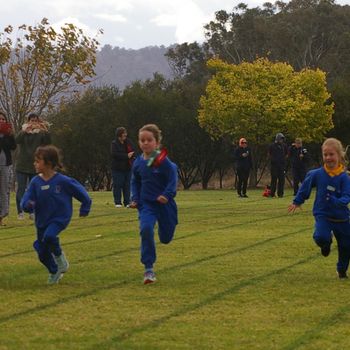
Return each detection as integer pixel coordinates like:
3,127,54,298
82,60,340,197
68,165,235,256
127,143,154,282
89,254,318,348
0,207,309,260
282,303,350,350
0,226,311,324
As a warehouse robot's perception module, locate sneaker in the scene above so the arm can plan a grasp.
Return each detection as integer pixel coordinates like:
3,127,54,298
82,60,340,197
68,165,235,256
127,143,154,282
242,194,248,198
17,212,25,220
321,245,331,257
47,271,63,284
29,213,35,220
337,271,348,279
143,271,156,284
54,252,69,273
115,204,123,208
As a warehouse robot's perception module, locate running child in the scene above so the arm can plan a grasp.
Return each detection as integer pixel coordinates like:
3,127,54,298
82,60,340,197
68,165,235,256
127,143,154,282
130,124,178,284
21,145,92,284
288,138,350,279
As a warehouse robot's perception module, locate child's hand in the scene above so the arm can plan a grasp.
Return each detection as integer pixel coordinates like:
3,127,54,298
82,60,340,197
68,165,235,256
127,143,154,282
157,195,168,204
288,203,301,213
129,201,138,209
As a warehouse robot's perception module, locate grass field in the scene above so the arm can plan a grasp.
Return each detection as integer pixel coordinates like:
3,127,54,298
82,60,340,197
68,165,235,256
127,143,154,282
1,189,350,350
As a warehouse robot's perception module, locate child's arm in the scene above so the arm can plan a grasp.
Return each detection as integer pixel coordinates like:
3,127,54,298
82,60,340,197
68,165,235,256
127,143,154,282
20,181,36,213
159,160,178,201
287,203,302,213
66,178,92,216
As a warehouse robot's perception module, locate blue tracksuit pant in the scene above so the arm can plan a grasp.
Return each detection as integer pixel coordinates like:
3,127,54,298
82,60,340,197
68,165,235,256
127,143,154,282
33,223,64,274
313,217,350,273
138,199,178,269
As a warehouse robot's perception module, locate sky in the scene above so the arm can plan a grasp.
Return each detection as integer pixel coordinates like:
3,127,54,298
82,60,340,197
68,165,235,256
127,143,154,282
1,0,350,50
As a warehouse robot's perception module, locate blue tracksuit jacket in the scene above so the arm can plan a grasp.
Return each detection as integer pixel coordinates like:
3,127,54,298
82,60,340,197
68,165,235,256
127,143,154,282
293,167,350,221
21,173,92,229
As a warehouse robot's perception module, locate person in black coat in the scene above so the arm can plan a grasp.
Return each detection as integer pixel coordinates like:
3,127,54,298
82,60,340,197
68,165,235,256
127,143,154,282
234,138,252,198
288,138,309,196
0,111,16,225
111,127,135,207
268,133,288,198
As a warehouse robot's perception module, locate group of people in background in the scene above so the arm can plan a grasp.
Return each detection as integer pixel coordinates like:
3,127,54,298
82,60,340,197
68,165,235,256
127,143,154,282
234,132,309,198
2,111,350,283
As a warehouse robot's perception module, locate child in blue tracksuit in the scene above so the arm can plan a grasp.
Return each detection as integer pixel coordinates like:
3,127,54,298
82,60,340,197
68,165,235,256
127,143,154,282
288,138,350,279
21,145,92,284
130,124,178,284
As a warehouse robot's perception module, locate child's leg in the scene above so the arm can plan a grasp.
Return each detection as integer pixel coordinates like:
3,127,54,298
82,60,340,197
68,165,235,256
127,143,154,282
42,223,64,257
333,222,350,274
313,217,332,250
33,238,58,274
139,204,158,269
157,199,178,244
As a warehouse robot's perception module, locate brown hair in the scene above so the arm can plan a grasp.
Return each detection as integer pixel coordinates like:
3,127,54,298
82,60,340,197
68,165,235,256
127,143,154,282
28,113,39,121
34,145,64,171
116,127,127,138
139,124,162,143
322,138,346,166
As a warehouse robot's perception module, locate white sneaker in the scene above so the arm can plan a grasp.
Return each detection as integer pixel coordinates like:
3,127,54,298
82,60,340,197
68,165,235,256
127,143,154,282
47,271,63,284
17,213,25,220
54,252,69,273
115,204,122,208
143,271,156,284
29,213,35,220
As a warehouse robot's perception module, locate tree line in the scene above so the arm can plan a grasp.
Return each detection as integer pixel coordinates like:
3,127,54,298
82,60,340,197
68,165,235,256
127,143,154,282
1,0,350,190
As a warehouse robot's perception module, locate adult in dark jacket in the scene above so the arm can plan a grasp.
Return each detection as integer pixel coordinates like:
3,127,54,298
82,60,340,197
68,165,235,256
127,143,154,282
288,138,309,196
268,133,288,198
111,127,135,207
0,112,16,225
234,138,252,198
15,113,51,219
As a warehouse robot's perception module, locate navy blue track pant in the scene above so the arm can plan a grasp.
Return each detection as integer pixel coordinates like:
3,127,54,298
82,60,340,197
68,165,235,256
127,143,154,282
138,200,178,269
33,223,63,274
313,217,350,274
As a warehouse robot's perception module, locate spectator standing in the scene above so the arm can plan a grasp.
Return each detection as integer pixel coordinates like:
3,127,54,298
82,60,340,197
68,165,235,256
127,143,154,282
268,133,288,198
111,127,135,208
0,112,16,225
289,138,309,196
234,138,252,198
15,113,51,219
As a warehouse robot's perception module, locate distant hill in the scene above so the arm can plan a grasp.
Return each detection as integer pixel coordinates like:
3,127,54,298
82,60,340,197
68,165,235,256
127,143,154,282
93,45,174,89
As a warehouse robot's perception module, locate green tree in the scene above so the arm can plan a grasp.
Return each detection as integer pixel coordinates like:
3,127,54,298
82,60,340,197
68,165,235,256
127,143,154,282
198,58,334,184
50,86,120,190
0,18,101,131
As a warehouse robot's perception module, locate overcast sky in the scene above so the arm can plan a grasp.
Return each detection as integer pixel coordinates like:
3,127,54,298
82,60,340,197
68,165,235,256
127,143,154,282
1,0,349,50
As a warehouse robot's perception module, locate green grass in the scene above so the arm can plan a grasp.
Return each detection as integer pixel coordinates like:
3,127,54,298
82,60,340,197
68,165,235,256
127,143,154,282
1,189,350,349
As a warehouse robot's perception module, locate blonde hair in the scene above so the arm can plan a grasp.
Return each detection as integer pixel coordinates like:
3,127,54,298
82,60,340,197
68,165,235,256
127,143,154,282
139,124,162,143
322,138,346,166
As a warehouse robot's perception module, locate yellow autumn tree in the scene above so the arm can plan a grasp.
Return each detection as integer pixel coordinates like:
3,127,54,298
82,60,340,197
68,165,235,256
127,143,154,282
0,18,102,130
198,58,334,144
